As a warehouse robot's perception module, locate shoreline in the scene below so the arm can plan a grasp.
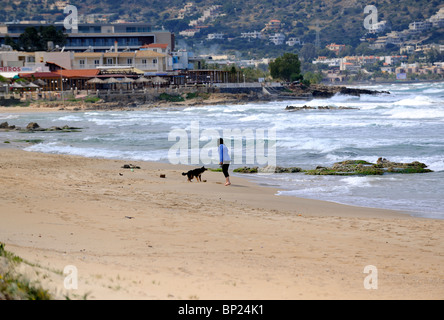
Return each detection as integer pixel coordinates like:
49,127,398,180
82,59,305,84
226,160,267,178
0,100,441,220
0,148,443,300
0,139,430,220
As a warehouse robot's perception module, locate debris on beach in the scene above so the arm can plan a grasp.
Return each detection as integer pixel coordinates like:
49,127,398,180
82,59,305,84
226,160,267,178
121,164,141,169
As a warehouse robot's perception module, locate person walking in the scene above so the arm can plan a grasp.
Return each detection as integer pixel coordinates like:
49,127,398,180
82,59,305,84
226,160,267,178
218,138,231,186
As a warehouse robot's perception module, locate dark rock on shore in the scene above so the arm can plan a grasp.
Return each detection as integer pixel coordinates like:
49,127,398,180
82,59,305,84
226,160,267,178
0,122,16,130
0,122,82,132
285,105,359,111
289,83,390,99
305,159,433,175
233,166,302,173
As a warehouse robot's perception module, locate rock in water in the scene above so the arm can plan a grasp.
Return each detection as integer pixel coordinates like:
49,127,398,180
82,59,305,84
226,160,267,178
305,159,433,175
26,122,40,130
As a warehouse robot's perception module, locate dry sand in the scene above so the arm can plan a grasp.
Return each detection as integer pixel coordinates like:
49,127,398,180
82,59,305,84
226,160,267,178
0,147,443,300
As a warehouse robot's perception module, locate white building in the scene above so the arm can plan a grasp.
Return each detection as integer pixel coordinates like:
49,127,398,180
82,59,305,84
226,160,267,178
286,37,302,46
240,31,263,40
409,21,432,32
207,33,224,40
368,21,387,34
269,33,285,45
429,7,444,28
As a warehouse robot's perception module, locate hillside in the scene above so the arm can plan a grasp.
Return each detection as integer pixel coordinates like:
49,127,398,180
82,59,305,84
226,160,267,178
1,0,442,57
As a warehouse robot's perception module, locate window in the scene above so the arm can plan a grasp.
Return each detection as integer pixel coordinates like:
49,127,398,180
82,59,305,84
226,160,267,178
79,59,85,68
142,59,147,65
127,58,133,65
153,59,157,64
94,59,100,66
107,58,113,65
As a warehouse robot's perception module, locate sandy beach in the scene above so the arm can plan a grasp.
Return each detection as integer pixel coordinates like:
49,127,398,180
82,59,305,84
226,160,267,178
0,145,443,300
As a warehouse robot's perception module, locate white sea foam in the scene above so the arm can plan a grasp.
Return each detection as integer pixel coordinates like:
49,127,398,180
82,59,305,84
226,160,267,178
393,95,434,106
24,142,166,162
0,114,20,120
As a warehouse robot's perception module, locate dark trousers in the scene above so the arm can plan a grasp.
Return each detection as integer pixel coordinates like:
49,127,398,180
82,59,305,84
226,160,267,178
222,164,230,178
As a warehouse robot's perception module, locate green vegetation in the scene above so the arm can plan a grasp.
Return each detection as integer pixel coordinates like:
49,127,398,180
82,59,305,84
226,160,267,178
158,93,185,102
83,96,101,103
269,53,303,82
5,26,66,52
0,243,53,300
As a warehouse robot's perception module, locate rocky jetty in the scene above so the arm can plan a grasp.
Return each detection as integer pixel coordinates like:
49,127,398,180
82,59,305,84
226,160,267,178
288,83,390,99
305,158,433,175
285,105,359,111
231,159,433,176
233,166,302,173
0,122,81,132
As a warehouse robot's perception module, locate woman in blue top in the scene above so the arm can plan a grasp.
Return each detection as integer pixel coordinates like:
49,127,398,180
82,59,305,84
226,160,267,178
218,138,231,186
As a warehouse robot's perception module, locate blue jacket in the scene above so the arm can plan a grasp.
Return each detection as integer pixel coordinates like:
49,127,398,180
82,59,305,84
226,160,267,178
219,144,231,164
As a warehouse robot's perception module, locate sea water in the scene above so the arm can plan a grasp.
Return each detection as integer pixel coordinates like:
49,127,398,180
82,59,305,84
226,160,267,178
2,82,443,219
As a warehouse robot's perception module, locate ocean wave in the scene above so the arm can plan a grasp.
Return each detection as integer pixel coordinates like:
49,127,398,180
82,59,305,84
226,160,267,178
385,108,444,119
0,114,20,120
24,142,167,162
393,95,434,106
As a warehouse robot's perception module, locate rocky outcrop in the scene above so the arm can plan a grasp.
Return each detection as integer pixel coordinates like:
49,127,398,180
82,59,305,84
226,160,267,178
288,83,390,99
0,122,82,132
233,166,302,173
305,159,433,175
285,105,359,111
232,159,433,176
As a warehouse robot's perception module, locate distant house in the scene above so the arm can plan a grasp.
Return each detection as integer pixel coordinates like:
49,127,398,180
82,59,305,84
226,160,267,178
400,45,415,55
368,21,387,34
429,7,444,27
207,33,224,40
240,31,263,40
179,29,200,37
269,33,285,45
286,37,303,46
409,21,432,32
140,43,170,55
326,43,345,55
262,19,281,33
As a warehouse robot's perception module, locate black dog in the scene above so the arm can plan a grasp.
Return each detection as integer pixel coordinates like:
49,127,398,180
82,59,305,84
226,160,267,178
182,166,207,182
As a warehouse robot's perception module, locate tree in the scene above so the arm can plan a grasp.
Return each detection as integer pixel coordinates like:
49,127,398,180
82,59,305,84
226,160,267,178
17,27,43,51
269,52,303,82
12,26,66,52
40,26,67,50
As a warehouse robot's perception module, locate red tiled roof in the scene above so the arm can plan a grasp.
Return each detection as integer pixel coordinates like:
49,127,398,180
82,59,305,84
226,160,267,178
54,69,99,78
141,43,169,49
19,72,60,78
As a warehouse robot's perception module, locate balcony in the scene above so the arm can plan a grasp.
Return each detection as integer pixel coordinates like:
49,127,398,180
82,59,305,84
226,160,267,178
72,63,160,71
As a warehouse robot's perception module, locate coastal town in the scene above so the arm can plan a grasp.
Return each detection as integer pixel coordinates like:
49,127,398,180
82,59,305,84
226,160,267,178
0,3,443,105
1,1,444,303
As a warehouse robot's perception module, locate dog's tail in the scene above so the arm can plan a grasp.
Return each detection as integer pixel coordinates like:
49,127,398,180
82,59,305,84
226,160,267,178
182,172,187,176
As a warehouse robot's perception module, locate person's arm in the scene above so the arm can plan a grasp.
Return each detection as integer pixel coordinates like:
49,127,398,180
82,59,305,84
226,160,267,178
219,144,224,164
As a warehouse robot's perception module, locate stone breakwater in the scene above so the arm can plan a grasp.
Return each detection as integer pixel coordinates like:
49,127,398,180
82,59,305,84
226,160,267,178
233,158,433,176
